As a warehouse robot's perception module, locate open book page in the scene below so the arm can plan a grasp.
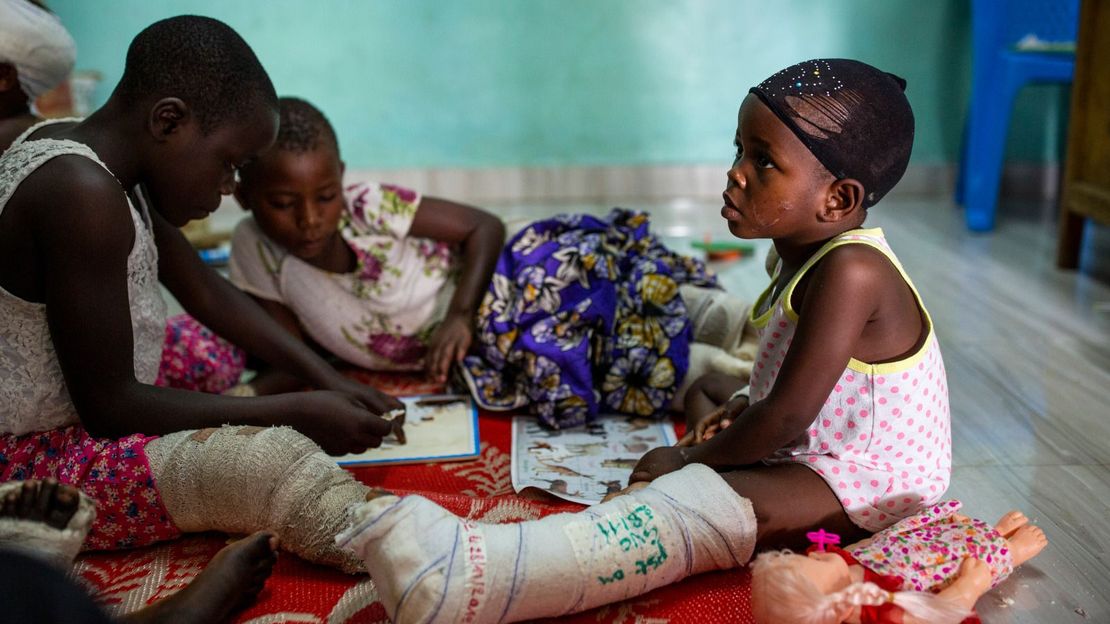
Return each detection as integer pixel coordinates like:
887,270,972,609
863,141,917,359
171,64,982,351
336,394,480,466
511,415,677,504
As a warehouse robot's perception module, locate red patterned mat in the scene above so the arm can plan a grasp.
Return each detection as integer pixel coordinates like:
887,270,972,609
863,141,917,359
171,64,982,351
74,372,754,623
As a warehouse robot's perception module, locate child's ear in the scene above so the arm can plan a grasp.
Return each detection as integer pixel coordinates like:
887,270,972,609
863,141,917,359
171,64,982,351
339,160,347,177
820,178,865,223
147,97,190,141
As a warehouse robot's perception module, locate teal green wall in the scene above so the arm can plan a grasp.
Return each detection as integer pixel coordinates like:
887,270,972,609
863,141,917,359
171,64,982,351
48,0,1066,169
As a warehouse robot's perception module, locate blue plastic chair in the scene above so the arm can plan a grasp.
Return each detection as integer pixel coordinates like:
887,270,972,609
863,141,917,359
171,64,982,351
955,0,1079,231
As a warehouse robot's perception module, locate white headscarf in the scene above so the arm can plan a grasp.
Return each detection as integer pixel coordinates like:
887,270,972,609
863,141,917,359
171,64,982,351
0,0,76,103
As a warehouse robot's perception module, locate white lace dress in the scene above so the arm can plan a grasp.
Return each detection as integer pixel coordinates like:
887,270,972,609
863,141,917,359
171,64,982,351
0,121,166,436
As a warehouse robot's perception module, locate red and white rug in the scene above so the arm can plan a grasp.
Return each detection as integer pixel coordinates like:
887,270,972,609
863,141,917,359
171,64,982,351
74,372,754,623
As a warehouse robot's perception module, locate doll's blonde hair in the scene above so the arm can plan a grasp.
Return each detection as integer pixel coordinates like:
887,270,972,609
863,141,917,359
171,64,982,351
750,550,972,624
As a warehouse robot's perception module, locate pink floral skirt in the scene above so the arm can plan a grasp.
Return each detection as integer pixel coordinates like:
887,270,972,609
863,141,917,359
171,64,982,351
0,426,181,550
156,313,246,394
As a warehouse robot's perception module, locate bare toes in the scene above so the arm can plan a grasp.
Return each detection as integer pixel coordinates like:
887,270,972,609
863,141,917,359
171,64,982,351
15,481,40,519
1008,524,1048,565
44,484,81,530
994,510,1028,537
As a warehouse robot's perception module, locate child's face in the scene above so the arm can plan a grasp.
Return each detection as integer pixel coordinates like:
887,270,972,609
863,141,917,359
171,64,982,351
148,104,278,227
721,94,834,241
237,146,346,262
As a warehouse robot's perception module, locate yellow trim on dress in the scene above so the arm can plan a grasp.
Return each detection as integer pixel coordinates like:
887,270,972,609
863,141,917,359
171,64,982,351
747,228,936,375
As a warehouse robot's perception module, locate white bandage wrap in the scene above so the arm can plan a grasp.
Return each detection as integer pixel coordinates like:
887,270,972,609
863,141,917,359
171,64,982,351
680,285,750,353
0,481,95,568
145,426,370,573
0,0,76,102
338,463,755,623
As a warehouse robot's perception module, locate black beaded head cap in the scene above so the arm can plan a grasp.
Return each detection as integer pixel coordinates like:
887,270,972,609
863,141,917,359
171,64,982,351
750,59,914,208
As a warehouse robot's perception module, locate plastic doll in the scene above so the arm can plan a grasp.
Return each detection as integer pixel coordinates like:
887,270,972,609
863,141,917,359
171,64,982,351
750,500,1048,624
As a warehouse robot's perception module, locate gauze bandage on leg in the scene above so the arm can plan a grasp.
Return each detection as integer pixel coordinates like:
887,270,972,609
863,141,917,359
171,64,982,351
0,481,95,569
145,426,370,573
338,463,755,624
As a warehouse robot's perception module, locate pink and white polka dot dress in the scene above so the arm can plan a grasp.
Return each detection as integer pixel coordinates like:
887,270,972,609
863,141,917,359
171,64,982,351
750,228,951,532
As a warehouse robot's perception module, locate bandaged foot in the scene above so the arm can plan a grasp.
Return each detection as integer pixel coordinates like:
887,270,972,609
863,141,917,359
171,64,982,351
0,479,95,568
680,285,750,353
338,463,755,623
146,426,371,573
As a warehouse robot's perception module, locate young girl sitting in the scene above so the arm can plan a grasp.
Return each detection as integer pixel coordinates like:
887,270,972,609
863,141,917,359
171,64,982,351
0,15,407,600
229,97,753,427
333,58,955,623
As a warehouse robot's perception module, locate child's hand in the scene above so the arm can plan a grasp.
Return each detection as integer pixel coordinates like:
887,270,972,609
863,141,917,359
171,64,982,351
628,446,688,484
290,390,396,455
426,313,473,383
327,376,405,416
677,397,747,446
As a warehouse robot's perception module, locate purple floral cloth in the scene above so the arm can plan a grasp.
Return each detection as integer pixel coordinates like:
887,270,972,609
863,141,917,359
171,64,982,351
460,209,718,428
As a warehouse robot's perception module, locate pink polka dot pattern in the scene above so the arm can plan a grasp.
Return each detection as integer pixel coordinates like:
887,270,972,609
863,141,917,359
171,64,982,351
750,229,951,533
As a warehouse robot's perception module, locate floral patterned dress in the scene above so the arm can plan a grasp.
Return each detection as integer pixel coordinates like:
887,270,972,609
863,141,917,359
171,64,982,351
229,182,457,371
849,500,1014,593
459,209,719,428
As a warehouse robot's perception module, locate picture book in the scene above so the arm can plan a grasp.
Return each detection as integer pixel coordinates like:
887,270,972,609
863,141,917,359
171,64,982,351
510,415,677,504
336,394,480,467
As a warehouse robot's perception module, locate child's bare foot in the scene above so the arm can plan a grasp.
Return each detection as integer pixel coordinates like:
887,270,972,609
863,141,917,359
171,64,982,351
1006,524,1048,567
0,479,80,530
121,531,278,624
993,510,1029,538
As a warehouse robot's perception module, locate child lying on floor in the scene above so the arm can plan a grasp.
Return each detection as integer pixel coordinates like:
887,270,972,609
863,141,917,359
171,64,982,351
0,16,407,591
228,97,754,427
333,57,953,622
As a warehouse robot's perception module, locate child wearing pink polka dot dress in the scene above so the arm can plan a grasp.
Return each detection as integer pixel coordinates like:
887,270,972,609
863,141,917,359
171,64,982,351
753,228,950,532
631,58,946,550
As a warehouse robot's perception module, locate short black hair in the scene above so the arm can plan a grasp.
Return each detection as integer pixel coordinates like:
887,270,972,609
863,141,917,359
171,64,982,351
273,96,339,154
113,15,277,132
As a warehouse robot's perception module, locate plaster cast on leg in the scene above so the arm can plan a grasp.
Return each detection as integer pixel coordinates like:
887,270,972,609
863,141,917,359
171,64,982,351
338,463,755,624
145,426,370,573
0,481,95,568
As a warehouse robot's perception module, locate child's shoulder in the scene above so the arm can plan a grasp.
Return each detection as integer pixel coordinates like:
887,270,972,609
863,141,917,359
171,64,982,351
803,234,907,302
8,152,129,226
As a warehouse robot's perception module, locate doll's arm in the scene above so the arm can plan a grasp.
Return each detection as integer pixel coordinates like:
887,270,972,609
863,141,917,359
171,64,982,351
901,558,990,624
408,196,505,382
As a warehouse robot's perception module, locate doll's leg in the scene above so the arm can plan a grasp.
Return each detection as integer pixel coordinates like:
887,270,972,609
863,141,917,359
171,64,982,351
719,463,870,552
145,426,371,573
1005,524,1048,567
0,479,95,568
338,463,756,624
994,510,1028,537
